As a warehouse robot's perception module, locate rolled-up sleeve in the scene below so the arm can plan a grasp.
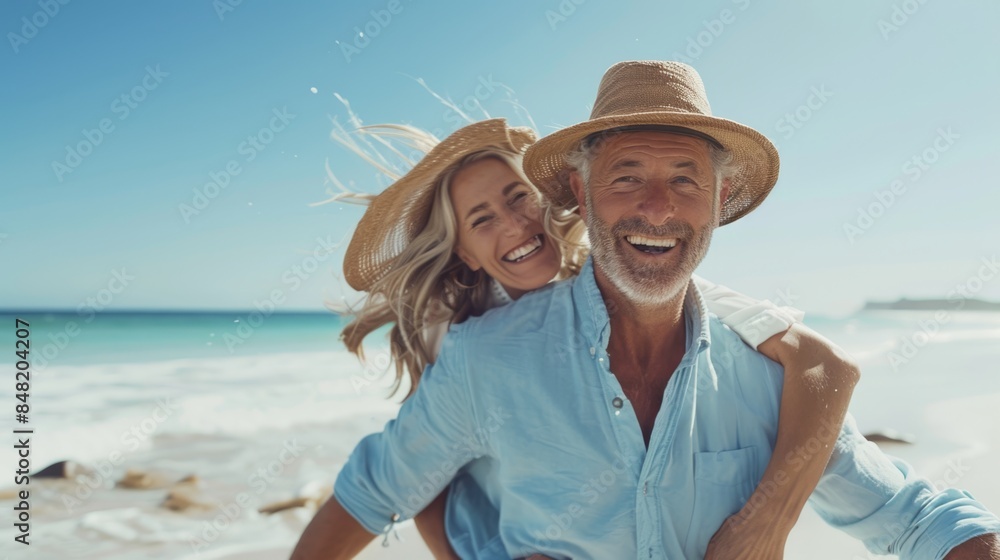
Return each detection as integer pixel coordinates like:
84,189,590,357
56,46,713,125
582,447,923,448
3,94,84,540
693,274,804,349
809,415,1000,559
334,327,483,534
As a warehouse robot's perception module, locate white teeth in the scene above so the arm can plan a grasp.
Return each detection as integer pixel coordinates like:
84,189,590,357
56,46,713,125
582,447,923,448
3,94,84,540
504,235,542,262
625,235,677,248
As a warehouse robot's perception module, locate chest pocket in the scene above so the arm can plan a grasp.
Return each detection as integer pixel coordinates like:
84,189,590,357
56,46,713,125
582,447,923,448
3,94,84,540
683,446,760,556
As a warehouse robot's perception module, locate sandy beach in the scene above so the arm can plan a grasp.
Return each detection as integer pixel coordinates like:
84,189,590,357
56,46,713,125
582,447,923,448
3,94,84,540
2,310,998,559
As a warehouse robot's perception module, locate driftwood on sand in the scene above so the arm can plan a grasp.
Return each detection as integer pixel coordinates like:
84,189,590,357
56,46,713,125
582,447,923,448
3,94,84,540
864,429,916,444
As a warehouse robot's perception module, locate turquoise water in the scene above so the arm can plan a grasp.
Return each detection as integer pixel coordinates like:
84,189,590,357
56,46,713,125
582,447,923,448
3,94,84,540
0,311,351,367
2,308,998,375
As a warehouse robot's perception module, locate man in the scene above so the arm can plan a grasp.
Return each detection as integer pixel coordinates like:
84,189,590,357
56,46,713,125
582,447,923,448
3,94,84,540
293,61,1000,559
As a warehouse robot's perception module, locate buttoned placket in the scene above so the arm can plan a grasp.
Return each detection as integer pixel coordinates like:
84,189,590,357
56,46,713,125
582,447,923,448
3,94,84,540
585,283,711,560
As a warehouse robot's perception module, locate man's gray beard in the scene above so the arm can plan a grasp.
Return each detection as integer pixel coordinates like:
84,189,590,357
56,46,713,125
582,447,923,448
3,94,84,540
586,189,718,309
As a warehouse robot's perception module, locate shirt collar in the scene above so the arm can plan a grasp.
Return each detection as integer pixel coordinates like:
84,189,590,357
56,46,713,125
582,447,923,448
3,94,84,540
489,278,515,307
572,256,712,362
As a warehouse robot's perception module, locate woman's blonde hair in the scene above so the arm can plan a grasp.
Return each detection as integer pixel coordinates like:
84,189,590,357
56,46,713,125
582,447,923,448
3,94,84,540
335,126,586,399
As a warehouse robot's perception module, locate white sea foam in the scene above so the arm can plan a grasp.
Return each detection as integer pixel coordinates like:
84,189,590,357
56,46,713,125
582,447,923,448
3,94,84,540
2,350,403,469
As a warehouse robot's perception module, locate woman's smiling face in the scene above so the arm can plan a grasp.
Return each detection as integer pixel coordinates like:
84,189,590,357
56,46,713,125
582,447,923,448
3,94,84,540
449,157,561,299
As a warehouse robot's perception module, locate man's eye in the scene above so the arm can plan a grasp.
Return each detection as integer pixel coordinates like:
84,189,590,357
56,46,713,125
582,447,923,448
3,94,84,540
673,176,695,184
613,176,640,184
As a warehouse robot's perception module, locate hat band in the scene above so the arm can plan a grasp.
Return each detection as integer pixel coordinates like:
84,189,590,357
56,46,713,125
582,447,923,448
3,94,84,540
583,124,724,150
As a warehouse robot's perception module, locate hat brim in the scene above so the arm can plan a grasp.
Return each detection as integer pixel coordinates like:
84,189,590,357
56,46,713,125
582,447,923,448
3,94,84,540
523,111,779,225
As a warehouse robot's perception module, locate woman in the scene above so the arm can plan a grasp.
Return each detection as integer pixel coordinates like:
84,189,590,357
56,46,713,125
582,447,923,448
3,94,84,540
313,118,858,558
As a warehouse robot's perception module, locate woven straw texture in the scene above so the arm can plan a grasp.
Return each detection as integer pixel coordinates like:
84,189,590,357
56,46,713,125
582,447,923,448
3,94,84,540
343,118,536,291
522,60,780,225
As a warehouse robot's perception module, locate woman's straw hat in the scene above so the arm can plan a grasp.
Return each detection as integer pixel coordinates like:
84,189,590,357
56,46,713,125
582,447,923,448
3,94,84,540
344,118,536,291
523,60,779,225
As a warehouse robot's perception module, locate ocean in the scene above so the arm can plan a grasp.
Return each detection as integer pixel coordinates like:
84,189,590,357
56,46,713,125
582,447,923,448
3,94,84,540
0,309,998,559
0,311,407,469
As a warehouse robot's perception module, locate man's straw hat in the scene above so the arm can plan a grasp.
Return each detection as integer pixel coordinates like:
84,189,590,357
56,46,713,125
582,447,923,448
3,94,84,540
523,60,779,225
344,118,536,291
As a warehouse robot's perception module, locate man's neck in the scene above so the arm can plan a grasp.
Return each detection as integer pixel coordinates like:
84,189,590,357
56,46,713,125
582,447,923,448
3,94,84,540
593,263,689,363
592,262,691,446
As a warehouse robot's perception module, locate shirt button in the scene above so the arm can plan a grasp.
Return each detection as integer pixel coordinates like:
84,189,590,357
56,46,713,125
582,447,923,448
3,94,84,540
612,397,624,409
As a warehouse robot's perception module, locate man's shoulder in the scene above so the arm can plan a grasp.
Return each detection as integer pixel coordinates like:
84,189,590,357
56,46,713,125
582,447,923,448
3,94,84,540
701,314,785,432
704,313,784,380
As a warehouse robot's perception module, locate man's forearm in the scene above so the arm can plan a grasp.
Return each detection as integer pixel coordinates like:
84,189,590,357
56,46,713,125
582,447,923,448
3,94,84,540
290,495,376,560
945,533,1000,559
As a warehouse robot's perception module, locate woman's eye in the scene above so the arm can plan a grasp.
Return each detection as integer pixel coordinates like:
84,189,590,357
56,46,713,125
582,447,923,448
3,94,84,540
472,215,493,228
510,191,529,204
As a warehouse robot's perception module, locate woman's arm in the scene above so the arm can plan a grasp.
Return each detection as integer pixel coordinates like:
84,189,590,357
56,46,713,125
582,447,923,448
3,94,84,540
412,319,463,559
290,495,376,560
413,488,461,560
695,277,860,559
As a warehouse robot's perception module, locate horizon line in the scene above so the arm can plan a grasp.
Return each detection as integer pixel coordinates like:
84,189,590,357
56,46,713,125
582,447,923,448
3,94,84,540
0,308,340,315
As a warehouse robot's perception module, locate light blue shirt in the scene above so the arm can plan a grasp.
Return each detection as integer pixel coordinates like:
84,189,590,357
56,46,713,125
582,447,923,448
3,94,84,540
335,258,999,559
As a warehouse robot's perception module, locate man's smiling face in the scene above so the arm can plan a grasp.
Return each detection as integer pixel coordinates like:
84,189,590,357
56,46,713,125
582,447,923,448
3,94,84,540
570,131,731,307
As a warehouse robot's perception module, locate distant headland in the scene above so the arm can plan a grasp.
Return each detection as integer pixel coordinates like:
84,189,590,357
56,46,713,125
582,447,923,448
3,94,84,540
863,298,1000,311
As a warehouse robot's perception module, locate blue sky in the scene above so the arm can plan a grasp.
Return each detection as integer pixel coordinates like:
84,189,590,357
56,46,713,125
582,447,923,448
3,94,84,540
2,0,998,315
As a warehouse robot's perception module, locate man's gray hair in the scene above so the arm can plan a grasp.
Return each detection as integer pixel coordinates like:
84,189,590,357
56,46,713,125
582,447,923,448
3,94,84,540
564,132,737,189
